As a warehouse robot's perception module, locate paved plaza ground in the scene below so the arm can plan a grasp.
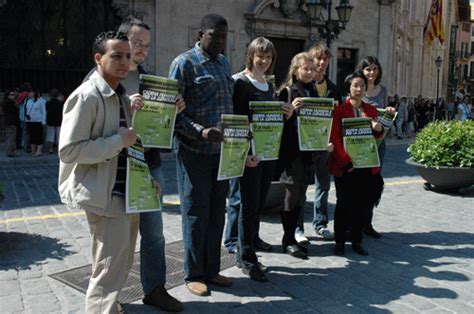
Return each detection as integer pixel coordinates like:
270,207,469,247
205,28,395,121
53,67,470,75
0,140,473,313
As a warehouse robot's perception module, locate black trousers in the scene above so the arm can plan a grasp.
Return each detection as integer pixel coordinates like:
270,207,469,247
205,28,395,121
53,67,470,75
334,169,382,245
238,160,276,268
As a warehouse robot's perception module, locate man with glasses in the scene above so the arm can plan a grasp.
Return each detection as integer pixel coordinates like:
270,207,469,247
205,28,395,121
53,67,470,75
116,17,183,312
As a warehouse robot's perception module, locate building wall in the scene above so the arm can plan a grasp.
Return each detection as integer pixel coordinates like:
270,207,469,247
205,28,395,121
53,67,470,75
120,0,458,99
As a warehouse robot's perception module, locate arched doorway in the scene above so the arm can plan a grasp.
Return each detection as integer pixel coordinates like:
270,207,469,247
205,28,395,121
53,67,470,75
0,0,122,94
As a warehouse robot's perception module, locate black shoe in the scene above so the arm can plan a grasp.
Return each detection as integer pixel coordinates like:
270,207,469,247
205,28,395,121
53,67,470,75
242,266,269,282
255,239,273,252
334,243,345,256
297,243,308,254
283,244,307,259
364,227,382,239
351,244,369,256
143,285,183,312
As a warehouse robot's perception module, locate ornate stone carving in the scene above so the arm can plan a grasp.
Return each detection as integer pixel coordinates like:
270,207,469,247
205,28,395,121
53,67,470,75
279,0,304,19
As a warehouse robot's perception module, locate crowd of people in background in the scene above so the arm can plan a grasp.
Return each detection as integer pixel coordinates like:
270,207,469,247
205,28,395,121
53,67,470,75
382,93,472,140
1,83,64,157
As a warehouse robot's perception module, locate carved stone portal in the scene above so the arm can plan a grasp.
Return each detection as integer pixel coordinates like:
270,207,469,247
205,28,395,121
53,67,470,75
245,0,313,43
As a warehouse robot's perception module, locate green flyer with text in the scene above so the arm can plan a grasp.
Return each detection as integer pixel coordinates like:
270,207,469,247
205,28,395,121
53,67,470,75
217,114,250,181
342,117,380,168
297,97,334,151
132,74,178,148
376,108,398,145
126,140,161,214
249,101,284,161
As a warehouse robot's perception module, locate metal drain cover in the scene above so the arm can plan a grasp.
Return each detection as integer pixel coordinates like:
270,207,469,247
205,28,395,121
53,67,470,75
49,240,237,304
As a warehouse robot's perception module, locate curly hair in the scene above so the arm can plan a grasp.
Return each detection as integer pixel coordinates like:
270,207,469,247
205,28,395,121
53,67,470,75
92,31,128,55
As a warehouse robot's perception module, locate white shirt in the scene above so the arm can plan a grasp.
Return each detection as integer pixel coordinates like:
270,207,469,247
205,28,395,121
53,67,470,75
25,97,47,124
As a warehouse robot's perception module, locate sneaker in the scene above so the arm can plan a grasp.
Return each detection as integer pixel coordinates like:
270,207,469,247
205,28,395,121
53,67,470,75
143,285,183,312
295,232,310,244
316,228,335,240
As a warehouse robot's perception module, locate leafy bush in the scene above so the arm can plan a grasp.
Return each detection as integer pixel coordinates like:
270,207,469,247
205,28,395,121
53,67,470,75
407,120,474,168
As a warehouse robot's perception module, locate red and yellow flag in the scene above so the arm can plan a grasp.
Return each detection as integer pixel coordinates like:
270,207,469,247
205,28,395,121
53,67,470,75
425,0,445,45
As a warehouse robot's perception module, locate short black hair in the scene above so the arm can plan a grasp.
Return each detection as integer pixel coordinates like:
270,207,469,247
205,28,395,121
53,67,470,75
118,16,150,34
200,14,227,31
357,56,383,85
344,71,368,96
92,31,128,55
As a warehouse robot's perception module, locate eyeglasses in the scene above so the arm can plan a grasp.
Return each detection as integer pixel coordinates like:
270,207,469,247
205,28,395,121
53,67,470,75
131,41,151,49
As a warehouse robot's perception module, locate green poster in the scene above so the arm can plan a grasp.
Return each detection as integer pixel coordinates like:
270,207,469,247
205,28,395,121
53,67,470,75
376,108,398,145
126,140,161,214
249,101,284,161
342,117,380,168
132,74,178,148
297,97,334,151
217,114,250,181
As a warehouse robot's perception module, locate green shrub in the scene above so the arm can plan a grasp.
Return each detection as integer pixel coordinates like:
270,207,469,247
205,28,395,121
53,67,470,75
407,120,474,168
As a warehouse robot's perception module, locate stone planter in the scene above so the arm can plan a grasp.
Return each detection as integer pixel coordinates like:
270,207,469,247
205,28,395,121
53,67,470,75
405,158,474,191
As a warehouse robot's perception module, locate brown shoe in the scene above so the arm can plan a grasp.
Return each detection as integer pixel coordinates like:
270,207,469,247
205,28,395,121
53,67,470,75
206,275,232,287
143,285,183,312
186,281,209,296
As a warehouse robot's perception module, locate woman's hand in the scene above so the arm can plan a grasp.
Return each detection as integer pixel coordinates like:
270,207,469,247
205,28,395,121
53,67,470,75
176,95,185,113
281,103,294,120
326,142,334,153
245,155,260,168
129,94,144,113
292,97,304,111
386,107,396,114
371,120,382,132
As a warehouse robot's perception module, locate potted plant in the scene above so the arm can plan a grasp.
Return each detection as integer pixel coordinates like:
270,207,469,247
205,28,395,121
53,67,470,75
406,120,474,191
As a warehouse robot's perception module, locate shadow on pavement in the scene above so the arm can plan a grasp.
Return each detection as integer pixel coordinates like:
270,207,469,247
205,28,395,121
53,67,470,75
0,232,73,271
124,230,471,313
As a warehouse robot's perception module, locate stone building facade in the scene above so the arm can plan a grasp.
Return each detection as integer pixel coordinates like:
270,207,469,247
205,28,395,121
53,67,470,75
117,0,464,100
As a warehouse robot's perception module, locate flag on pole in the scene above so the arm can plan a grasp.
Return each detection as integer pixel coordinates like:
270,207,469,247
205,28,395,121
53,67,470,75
424,0,445,45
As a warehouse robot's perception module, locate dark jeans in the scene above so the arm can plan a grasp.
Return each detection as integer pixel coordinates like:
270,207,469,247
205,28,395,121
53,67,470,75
238,161,275,268
334,169,375,245
224,178,240,252
175,142,229,282
296,151,330,233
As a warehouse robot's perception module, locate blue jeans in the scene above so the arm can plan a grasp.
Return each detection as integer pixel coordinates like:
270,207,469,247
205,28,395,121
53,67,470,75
175,142,229,282
296,151,330,233
139,167,166,294
224,178,240,252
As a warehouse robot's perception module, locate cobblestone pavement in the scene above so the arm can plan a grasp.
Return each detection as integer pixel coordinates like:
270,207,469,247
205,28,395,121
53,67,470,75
0,140,473,313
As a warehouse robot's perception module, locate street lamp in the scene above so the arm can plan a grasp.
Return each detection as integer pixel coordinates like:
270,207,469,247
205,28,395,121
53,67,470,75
305,0,354,48
435,56,443,121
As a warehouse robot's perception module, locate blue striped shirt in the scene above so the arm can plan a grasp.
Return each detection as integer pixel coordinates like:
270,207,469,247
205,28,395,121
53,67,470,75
169,42,234,154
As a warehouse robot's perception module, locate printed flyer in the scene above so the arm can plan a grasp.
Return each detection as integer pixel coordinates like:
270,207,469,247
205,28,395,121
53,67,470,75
249,101,284,161
376,108,398,145
297,97,334,151
125,140,161,214
132,74,178,148
342,117,380,168
217,114,250,181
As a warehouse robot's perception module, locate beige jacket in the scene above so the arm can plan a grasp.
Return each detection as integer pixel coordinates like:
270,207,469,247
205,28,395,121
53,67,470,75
58,71,131,217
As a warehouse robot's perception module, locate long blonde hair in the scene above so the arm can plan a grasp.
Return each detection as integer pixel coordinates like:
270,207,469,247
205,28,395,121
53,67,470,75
278,52,313,93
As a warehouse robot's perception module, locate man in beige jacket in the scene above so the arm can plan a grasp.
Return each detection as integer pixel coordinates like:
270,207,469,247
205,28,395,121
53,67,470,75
59,31,139,314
